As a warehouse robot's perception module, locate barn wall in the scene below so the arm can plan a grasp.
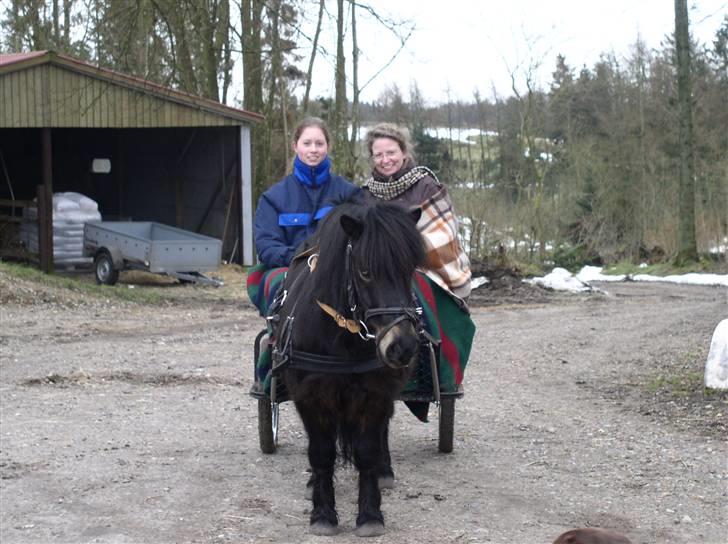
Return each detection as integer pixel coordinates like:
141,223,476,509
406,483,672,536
1,64,241,129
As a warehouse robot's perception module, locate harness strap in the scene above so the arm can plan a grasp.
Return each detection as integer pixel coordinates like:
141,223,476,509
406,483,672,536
287,349,384,374
316,300,362,334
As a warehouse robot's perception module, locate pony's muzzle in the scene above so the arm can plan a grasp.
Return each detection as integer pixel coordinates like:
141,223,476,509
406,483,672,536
376,319,419,369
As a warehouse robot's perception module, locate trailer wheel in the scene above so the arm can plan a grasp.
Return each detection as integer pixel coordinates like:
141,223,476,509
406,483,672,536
438,397,455,453
94,251,119,285
258,398,278,454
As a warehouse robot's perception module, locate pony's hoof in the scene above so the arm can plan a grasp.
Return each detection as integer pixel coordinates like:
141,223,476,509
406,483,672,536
378,475,395,490
355,521,385,537
310,521,338,536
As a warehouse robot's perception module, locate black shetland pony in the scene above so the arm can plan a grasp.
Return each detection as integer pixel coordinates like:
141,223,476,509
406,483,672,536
272,199,425,536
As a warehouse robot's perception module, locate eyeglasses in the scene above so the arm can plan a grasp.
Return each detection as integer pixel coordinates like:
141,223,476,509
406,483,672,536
372,150,401,163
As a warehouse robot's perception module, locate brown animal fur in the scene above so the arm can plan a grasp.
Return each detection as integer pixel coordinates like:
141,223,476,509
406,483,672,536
553,527,632,544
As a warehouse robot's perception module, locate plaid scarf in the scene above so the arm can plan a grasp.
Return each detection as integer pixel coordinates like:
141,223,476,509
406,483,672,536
364,165,434,200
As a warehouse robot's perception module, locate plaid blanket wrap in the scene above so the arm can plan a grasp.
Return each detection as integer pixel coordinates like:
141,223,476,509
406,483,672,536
246,264,475,413
418,184,472,300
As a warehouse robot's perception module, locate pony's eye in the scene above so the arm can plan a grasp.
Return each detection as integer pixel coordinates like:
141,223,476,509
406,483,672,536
359,269,372,281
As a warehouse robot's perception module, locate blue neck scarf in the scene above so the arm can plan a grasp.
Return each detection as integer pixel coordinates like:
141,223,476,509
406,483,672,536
293,156,331,188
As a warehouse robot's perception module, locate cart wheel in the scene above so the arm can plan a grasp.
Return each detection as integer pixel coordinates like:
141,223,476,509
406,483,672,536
438,397,455,453
258,398,279,454
94,251,119,285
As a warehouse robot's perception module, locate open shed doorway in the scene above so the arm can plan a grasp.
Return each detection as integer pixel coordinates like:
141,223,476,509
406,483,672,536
0,126,245,265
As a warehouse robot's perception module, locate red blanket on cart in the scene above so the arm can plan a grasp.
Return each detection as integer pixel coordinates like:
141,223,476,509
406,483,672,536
246,264,475,414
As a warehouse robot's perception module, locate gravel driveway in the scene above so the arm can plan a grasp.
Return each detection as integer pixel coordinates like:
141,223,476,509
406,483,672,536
1,270,726,543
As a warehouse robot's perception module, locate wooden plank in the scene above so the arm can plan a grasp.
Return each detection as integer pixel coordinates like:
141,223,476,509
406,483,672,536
37,180,53,273
48,65,58,126
0,215,24,223
11,71,20,127
31,66,40,126
80,72,90,127
58,67,69,126
134,91,142,128
18,69,28,127
54,67,64,126
120,85,128,127
0,198,36,207
39,65,49,126
0,74,10,126
107,82,115,127
102,79,109,126
164,101,172,127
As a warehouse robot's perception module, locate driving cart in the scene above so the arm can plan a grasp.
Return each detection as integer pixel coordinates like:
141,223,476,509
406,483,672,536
249,328,464,455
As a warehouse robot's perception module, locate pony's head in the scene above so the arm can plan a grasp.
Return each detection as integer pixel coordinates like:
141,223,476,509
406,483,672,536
313,200,425,368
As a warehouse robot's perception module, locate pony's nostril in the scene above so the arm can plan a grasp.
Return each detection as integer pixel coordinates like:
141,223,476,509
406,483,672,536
385,339,417,365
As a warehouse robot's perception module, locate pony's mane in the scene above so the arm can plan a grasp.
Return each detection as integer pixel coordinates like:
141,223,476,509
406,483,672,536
311,200,425,310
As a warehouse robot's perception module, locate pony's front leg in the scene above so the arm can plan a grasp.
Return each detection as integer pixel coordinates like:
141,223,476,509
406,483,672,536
299,405,338,535
377,418,395,490
354,425,386,537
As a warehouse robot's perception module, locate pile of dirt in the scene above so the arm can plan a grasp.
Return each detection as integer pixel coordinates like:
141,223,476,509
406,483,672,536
468,258,588,307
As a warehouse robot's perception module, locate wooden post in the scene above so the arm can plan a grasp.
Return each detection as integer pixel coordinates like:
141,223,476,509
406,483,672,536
37,184,53,273
40,128,54,273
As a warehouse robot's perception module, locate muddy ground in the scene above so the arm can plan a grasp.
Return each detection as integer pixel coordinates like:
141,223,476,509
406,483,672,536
0,266,726,544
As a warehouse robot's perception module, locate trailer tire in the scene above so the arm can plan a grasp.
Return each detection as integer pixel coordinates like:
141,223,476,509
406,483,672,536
94,251,119,286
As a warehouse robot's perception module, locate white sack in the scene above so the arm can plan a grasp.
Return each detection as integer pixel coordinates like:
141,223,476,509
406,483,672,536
705,319,728,390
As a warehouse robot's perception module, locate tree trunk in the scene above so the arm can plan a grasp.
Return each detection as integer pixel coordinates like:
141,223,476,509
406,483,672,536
52,0,60,45
674,0,698,263
63,0,71,47
241,0,267,201
347,0,360,179
332,0,348,174
199,1,220,100
302,0,325,114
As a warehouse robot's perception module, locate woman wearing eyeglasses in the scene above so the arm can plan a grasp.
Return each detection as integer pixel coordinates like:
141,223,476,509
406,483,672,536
362,123,475,423
363,123,472,303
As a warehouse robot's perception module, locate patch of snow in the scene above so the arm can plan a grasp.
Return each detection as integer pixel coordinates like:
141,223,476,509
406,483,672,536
526,267,593,292
576,266,625,283
632,273,728,287
526,266,728,292
471,276,489,290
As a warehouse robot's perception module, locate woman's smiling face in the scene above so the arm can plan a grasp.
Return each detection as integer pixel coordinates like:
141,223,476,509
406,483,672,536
371,137,406,177
293,127,329,167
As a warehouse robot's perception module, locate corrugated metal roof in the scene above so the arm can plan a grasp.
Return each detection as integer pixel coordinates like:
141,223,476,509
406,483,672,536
0,50,263,128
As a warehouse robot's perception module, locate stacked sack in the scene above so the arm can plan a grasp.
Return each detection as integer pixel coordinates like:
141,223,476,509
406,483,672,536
20,192,102,265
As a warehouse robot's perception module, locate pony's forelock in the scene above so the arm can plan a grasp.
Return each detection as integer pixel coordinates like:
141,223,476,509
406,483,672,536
311,201,424,306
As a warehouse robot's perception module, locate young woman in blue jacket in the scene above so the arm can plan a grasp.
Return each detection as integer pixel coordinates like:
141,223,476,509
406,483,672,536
253,117,359,269
248,117,359,317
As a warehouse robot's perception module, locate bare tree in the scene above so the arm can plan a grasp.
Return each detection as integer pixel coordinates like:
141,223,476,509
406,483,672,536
331,0,348,174
674,0,698,263
302,0,324,114
346,0,360,178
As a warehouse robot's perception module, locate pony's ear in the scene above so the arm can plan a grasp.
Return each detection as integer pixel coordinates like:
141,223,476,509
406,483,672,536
410,207,422,225
340,214,364,239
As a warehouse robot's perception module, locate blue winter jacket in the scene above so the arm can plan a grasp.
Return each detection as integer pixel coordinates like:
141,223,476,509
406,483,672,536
254,158,359,268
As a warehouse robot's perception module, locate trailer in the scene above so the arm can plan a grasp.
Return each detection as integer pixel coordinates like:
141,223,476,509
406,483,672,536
83,221,223,286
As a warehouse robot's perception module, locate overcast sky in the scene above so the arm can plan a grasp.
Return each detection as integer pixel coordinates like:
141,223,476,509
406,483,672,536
283,0,727,105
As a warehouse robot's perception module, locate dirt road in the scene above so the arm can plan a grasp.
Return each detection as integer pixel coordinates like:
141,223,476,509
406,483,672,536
1,275,726,543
